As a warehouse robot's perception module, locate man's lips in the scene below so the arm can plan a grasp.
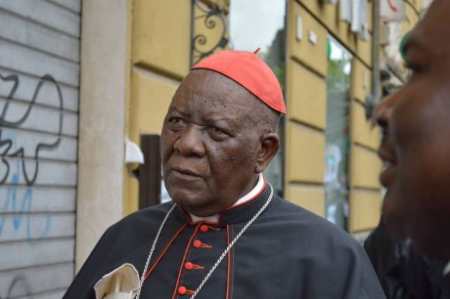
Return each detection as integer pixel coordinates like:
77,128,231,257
170,167,203,178
378,146,397,187
379,162,396,187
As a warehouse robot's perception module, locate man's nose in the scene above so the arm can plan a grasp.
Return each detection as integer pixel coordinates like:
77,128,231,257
173,125,205,157
372,92,397,130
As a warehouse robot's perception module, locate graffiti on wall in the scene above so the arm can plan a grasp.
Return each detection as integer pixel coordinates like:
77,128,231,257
0,73,64,239
0,74,64,185
2,276,33,299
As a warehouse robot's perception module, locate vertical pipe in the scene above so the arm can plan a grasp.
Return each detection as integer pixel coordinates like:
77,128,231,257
367,0,381,119
190,0,195,67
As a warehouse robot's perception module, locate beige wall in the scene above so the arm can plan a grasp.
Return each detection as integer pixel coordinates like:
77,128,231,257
285,0,381,232
348,57,382,232
285,0,423,233
77,0,129,270
285,0,376,222
124,0,191,214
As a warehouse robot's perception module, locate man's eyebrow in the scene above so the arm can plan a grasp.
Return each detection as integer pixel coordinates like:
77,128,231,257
168,107,189,116
203,116,237,127
203,112,243,127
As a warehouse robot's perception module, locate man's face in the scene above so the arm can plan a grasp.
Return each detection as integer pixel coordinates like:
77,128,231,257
375,0,450,258
161,70,274,217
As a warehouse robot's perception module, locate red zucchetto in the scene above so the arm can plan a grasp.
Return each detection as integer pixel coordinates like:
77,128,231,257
192,50,286,114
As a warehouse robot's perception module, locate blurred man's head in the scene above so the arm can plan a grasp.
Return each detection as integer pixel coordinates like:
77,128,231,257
160,51,284,217
375,0,450,258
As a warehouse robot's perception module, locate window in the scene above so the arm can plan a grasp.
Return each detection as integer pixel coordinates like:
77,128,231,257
324,37,352,228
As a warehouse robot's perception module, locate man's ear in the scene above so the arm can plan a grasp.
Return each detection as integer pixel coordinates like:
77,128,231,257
255,133,280,173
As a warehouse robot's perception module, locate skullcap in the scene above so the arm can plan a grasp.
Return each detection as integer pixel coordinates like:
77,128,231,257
193,50,286,114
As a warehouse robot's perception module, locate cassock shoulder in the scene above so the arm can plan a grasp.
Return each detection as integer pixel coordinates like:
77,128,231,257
270,197,359,248
107,202,174,242
264,197,386,298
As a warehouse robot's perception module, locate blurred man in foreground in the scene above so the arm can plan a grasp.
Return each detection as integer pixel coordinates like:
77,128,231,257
375,0,450,263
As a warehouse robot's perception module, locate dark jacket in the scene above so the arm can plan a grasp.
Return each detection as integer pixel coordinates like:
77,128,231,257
364,220,450,299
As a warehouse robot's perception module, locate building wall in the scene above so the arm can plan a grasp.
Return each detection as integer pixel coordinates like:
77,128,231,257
0,0,81,297
285,0,378,227
350,0,425,235
285,0,425,234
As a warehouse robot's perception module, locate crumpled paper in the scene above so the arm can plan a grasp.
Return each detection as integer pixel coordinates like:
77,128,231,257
94,263,140,299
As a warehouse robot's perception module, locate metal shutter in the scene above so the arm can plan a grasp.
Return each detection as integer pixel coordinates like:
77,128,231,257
0,1,80,298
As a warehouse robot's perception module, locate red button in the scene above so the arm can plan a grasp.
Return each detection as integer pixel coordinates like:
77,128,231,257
200,225,209,232
185,262,193,270
193,240,202,248
178,286,187,295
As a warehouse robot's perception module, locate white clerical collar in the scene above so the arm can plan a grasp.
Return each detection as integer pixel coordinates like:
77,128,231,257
189,173,265,224
443,261,450,276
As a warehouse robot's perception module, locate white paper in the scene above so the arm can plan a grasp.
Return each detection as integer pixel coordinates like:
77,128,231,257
94,263,140,299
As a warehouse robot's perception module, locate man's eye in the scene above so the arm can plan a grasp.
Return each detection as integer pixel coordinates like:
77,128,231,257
169,117,181,123
404,58,427,76
403,62,421,81
167,117,186,129
208,127,229,140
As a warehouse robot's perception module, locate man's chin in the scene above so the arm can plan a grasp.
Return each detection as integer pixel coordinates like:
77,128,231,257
169,191,210,213
171,193,203,207
409,227,450,260
382,191,409,239
383,214,408,240
382,217,448,259
383,189,450,259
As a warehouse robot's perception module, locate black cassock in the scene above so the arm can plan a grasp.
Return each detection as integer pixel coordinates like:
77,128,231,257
64,186,385,299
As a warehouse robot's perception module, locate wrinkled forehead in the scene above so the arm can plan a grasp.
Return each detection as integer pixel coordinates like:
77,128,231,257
180,70,249,98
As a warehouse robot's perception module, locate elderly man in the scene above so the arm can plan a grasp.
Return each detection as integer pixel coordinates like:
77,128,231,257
64,51,384,299
374,0,450,262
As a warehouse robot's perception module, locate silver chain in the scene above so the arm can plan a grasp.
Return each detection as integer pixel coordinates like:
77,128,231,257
189,186,273,299
135,203,176,299
136,186,274,299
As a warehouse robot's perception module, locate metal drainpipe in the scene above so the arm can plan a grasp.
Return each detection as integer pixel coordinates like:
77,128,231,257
366,0,381,119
